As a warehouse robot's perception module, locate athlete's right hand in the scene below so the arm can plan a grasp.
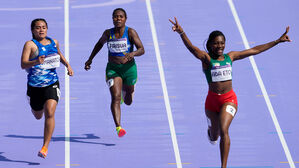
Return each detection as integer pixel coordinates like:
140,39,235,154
36,55,45,64
84,59,92,71
169,17,184,34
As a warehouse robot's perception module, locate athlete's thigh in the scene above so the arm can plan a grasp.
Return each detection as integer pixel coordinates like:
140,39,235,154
122,62,137,86
27,85,45,111
109,77,123,97
205,109,220,129
44,99,58,118
122,84,135,93
219,102,237,131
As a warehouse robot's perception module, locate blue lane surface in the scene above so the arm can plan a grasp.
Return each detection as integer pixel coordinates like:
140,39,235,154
0,0,298,168
68,1,177,168
149,0,299,167
0,1,66,167
233,0,299,166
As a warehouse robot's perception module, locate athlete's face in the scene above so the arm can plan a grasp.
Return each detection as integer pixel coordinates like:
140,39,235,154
113,10,127,28
210,36,225,56
32,21,48,40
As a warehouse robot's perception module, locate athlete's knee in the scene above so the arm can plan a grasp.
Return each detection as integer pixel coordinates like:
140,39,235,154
220,127,229,138
35,115,43,120
32,110,43,120
44,106,56,118
123,89,134,105
124,99,133,105
45,110,55,119
111,94,122,104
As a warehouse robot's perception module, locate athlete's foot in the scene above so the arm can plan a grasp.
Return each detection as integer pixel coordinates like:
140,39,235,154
207,128,217,145
38,146,48,158
116,126,126,137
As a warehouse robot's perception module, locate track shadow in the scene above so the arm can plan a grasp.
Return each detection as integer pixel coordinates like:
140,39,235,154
0,152,40,165
4,133,115,146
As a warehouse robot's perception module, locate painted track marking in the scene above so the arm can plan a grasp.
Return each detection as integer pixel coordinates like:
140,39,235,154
227,0,295,167
64,0,70,168
145,0,182,167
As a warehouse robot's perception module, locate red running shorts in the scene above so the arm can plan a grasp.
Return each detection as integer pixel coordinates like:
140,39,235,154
205,89,238,112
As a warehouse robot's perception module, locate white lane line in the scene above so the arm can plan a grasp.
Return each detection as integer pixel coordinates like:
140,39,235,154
64,0,70,168
0,0,134,11
227,0,295,167
71,0,135,9
145,0,182,168
0,7,62,11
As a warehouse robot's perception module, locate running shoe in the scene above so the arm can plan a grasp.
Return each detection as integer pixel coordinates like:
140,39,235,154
38,146,48,158
116,126,126,137
207,129,217,145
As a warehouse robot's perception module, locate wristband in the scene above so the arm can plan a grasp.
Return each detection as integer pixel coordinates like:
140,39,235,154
179,31,185,35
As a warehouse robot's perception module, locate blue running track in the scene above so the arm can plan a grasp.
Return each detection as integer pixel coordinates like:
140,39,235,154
0,0,298,167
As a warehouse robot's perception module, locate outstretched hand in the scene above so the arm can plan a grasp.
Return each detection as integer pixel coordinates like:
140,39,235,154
277,26,291,43
169,17,184,34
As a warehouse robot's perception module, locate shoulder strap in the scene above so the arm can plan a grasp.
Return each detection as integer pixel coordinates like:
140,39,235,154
109,28,115,39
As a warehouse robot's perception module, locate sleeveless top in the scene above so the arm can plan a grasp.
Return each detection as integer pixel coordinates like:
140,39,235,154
204,54,232,83
107,26,133,57
27,37,60,87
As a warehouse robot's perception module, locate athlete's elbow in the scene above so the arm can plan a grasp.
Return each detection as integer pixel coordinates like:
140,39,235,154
21,63,26,69
139,47,145,55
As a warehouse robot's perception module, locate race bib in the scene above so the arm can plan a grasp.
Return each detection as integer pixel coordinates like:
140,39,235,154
211,65,232,82
107,38,128,53
39,53,60,69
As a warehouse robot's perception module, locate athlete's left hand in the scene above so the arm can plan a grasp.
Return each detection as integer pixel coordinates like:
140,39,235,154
277,26,291,43
67,66,74,76
123,53,134,64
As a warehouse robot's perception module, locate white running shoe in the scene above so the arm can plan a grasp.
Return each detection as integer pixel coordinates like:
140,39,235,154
207,129,217,145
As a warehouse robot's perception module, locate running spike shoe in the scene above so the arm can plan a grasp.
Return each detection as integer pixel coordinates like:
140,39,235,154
38,146,48,158
116,126,126,137
207,129,217,145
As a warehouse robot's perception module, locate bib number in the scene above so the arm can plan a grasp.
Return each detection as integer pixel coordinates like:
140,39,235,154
108,38,128,53
39,53,60,69
211,66,232,82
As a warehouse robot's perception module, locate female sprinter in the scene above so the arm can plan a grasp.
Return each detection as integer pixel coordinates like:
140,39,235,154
169,17,290,167
21,18,73,158
84,8,145,137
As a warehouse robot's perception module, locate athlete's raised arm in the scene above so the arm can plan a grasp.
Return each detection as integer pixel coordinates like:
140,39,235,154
169,17,209,63
229,26,291,61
